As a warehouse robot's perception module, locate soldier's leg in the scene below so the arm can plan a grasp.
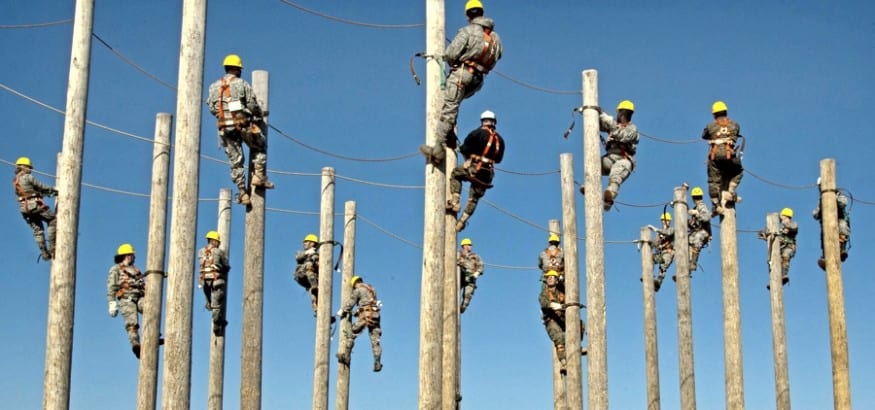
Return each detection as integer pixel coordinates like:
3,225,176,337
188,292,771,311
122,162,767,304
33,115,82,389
202,281,213,309
307,271,319,311
211,279,226,325
707,160,722,212
459,280,477,313
221,130,249,204
456,184,486,232
23,214,51,259
246,124,274,189
41,207,57,257
545,320,567,369
369,322,382,372
839,220,850,261
780,245,795,284
606,157,633,198
448,166,467,213
120,298,141,357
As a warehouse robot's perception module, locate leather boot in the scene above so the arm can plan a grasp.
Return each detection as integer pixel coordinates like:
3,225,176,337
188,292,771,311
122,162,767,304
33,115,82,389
237,189,251,206
690,249,700,271
250,173,275,189
603,190,614,211
419,144,445,165
373,355,383,372
446,193,461,213
456,212,471,232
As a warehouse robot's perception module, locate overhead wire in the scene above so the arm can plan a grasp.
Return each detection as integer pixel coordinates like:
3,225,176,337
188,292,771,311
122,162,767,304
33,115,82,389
91,33,178,92
267,124,419,163
277,0,424,29
0,18,72,29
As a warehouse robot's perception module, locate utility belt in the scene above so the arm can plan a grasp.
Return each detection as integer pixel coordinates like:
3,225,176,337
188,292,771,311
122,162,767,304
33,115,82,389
469,154,494,166
200,270,221,281
708,139,737,161
116,290,143,300
17,194,40,202
217,109,255,132
452,61,487,76
466,156,495,189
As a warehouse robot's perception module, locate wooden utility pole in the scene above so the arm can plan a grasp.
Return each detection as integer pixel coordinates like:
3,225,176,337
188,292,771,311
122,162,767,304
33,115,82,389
160,0,206,407
639,227,661,410
137,113,172,410
581,69,608,409
720,207,744,409
312,167,336,410
240,69,269,410
560,154,583,409
336,200,356,410
818,159,851,409
42,0,93,408
673,186,696,410
420,0,446,408
766,212,790,410
548,220,567,410
442,131,460,410
208,188,232,410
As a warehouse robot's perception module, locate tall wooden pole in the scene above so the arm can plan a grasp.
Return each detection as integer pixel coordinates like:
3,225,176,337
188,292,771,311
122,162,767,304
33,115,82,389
548,220,567,410
673,186,696,409
160,0,206,406
137,113,172,410
581,69,608,409
42,0,93,408
442,130,460,410
208,189,232,410
560,154,583,409
420,0,446,408
240,69,269,409
639,227,660,410
312,167,336,410
720,207,744,409
335,200,356,410
818,159,851,409
766,213,790,410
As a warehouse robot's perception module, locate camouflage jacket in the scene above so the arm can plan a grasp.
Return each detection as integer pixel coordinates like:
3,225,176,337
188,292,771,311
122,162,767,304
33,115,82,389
341,283,379,315
539,285,565,323
199,245,230,280
107,262,145,303
538,245,565,273
13,171,54,199
599,113,639,157
295,247,319,274
813,192,850,224
779,220,798,247
457,249,484,276
444,16,502,73
206,74,263,119
701,117,741,144
655,226,675,251
688,200,712,233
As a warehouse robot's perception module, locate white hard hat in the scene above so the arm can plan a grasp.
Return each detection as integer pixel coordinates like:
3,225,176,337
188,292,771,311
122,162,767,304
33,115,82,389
480,110,496,121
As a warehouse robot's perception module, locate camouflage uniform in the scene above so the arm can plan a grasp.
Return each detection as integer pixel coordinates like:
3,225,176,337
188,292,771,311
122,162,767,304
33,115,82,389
12,169,57,260
457,246,485,313
206,73,268,197
107,260,145,353
449,124,505,231
337,281,382,371
538,244,565,283
293,246,320,312
652,225,674,290
539,281,585,370
688,199,712,271
198,244,230,331
432,16,502,151
599,112,639,201
702,117,743,209
813,191,851,266
777,219,798,281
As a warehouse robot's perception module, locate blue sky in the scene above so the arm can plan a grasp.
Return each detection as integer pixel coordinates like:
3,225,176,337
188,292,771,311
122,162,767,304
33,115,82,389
1,1,874,409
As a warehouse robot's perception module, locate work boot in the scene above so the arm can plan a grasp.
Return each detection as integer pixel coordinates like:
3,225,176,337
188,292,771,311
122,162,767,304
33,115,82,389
557,345,567,373
817,258,826,271
653,274,664,292
336,350,350,365
456,212,471,232
840,250,848,262
579,184,585,196
132,344,141,359
39,247,52,261
419,144,445,165
581,347,588,356
603,190,614,211
250,173,275,189
460,297,471,314
446,193,461,213
782,275,789,285
690,249,700,271
373,358,383,372
237,189,251,206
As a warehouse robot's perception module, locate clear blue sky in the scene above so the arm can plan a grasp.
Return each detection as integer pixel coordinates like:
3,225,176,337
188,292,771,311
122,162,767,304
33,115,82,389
2,1,873,409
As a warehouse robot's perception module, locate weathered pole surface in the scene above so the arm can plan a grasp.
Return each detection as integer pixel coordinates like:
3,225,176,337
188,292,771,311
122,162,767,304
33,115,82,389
581,69,608,409
673,186,696,410
207,189,232,410
160,0,206,406
420,0,446,408
639,227,660,410
442,129,460,410
336,201,356,410
720,207,744,409
312,167,336,410
819,159,851,410
240,69,269,410
559,154,583,409
548,220,567,410
137,113,172,410
42,0,93,408
766,213,790,410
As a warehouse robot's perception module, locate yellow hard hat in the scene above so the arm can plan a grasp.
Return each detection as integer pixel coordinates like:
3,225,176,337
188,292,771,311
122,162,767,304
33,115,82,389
16,156,32,167
544,270,560,277
781,208,794,218
223,54,243,68
616,100,635,112
303,234,318,243
206,231,221,241
660,212,672,222
712,100,728,114
548,234,560,243
460,238,473,246
116,243,135,256
691,186,704,197
350,275,362,288
465,0,483,12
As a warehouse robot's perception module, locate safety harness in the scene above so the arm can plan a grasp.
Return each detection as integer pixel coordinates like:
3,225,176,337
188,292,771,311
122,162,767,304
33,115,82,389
13,172,47,213
544,246,564,272
463,28,498,75
356,284,380,327
466,127,500,188
216,76,249,131
116,264,145,299
708,117,738,161
199,246,221,281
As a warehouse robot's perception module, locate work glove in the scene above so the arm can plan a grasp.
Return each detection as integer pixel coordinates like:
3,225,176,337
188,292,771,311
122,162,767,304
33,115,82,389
211,264,220,272
109,301,118,317
50,189,59,197
549,302,563,311
647,224,657,231
305,248,317,256
688,209,698,216
472,272,481,278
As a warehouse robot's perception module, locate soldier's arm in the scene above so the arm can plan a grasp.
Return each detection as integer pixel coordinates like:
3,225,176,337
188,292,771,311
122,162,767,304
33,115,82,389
701,126,711,140
538,289,551,309
616,124,639,145
27,175,56,195
206,83,219,115
107,266,120,304
598,112,615,133
443,27,470,64
474,254,484,274
243,82,263,116
537,252,545,271
341,290,359,314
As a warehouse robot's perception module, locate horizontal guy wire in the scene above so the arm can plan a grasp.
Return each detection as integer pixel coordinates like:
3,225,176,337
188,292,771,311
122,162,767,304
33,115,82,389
0,18,72,29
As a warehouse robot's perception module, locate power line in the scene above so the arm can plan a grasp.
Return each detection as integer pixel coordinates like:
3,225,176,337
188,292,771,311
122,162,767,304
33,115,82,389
639,131,700,145
92,33,178,91
496,167,559,176
277,0,424,29
491,71,579,96
744,168,817,190
268,124,419,163
0,18,72,29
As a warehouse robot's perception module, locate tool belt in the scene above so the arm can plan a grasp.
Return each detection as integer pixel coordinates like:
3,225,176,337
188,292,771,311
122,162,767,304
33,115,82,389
462,60,488,75
356,304,380,326
466,155,495,188
708,139,736,161
199,269,221,282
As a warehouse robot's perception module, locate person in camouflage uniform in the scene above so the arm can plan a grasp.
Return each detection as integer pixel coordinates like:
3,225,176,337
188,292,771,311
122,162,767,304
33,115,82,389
336,275,383,372
198,230,230,335
579,101,639,211
457,238,484,313
649,213,674,292
539,270,586,373
813,184,851,270
701,101,743,215
538,233,565,286
12,157,57,261
207,54,273,206
447,110,505,231
107,243,147,358
294,234,320,314
419,0,502,165
687,187,712,272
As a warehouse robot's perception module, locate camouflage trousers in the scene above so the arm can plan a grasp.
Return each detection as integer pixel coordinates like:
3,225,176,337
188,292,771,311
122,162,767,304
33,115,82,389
219,124,267,189
450,165,489,215
653,249,674,275
601,154,634,197
343,311,382,361
202,278,226,325
459,272,478,312
119,296,143,346
781,244,796,277
544,318,586,349
689,229,710,250
20,206,56,255
707,158,743,199
434,68,484,147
